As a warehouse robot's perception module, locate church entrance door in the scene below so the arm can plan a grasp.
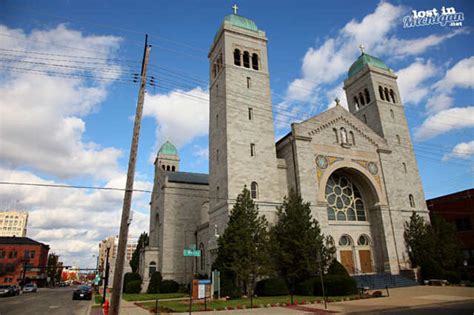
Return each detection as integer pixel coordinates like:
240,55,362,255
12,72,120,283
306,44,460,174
340,250,354,274
359,250,373,273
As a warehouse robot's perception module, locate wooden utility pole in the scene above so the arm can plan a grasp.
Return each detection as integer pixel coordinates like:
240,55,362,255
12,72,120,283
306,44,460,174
109,34,151,315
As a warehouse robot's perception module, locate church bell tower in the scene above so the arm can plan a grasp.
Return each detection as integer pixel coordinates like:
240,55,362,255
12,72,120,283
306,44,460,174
208,7,281,239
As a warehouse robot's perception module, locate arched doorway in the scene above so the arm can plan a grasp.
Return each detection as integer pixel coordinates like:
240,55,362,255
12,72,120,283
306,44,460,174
324,168,381,274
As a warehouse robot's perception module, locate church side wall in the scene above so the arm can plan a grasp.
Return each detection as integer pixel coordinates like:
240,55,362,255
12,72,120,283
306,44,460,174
160,181,209,283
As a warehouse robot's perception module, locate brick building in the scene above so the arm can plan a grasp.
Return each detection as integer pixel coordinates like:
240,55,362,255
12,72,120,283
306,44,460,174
0,236,50,286
427,189,474,271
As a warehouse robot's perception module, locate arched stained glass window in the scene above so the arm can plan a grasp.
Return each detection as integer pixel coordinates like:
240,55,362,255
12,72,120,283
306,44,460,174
326,173,367,221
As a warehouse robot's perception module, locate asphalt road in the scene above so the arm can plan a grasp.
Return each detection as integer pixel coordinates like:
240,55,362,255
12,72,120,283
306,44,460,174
364,301,474,315
0,286,91,315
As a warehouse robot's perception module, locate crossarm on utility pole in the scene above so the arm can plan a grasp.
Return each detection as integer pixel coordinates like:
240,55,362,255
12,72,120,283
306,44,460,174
109,34,151,315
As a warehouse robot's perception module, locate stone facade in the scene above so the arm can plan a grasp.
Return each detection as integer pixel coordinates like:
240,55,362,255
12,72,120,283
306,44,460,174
140,13,428,286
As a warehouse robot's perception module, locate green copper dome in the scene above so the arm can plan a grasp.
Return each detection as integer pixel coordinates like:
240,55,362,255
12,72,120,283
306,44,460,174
224,14,258,32
348,53,391,78
158,141,178,156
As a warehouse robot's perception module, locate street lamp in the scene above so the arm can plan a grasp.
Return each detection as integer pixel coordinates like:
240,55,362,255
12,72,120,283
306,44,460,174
102,242,112,305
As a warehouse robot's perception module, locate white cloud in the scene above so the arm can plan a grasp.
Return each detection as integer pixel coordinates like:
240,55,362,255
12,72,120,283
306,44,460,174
425,56,474,114
0,167,151,267
144,87,209,151
414,106,474,140
443,141,474,161
278,1,464,131
435,56,474,92
396,60,436,105
0,24,124,180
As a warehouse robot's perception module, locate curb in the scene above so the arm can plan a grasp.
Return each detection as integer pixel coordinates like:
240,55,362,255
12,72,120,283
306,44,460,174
347,298,474,314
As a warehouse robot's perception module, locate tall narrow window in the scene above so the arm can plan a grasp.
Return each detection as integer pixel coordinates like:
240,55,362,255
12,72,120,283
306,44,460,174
402,162,407,173
384,87,390,102
216,186,220,200
162,165,165,170
333,128,339,144
216,114,219,127
250,143,255,156
390,89,396,103
396,134,401,144
166,165,170,171
353,96,359,110
363,114,367,123
148,261,157,277
409,194,415,208
243,51,250,68
246,77,251,89
212,64,217,79
216,149,219,163
248,107,253,120
252,53,259,70
233,49,241,66
364,88,371,103
172,166,175,172
379,86,385,100
390,109,394,120
359,92,365,105
199,243,205,270
350,131,356,145
251,181,258,199
340,127,348,144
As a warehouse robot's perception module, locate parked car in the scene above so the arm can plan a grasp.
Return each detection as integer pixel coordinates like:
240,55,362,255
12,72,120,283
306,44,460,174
72,285,92,300
0,285,19,297
59,282,68,287
23,283,38,293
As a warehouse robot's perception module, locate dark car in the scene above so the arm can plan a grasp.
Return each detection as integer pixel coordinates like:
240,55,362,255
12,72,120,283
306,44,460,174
72,285,92,300
23,283,38,293
0,285,19,297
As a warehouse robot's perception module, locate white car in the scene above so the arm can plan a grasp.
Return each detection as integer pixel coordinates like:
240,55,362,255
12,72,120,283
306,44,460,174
23,283,37,293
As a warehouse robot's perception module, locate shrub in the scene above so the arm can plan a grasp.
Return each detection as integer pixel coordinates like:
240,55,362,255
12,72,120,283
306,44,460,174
420,258,444,280
160,279,179,293
327,260,350,277
123,272,142,293
125,280,142,293
295,277,317,296
147,271,162,293
322,275,357,296
220,276,241,298
255,277,289,296
444,270,461,284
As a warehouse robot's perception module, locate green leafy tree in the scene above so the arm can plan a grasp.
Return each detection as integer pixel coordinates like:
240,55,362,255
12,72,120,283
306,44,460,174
130,232,149,273
404,212,432,268
46,253,60,287
213,187,270,297
270,190,329,303
404,212,464,280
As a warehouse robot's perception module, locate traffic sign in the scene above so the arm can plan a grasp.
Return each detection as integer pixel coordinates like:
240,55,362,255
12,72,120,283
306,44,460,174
183,249,201,257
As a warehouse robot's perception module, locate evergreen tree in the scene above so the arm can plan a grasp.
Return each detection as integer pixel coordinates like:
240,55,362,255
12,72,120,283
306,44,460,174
404,212,432,268
213,187,270,297
270,190,327,303
130,232,149,273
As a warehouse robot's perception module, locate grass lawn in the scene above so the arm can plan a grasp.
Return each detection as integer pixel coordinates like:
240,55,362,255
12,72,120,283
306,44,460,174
139,295,356,312
122,292,188,301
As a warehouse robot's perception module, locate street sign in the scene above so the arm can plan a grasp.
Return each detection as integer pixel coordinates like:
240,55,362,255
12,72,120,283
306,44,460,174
183,249,201,257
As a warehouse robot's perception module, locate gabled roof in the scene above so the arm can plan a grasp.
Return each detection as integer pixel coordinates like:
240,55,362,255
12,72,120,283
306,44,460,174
293,105,388,148
167,171,208,185
0,236,49,247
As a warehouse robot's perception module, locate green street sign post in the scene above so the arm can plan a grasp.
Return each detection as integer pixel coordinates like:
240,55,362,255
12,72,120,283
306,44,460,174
183,249,201,257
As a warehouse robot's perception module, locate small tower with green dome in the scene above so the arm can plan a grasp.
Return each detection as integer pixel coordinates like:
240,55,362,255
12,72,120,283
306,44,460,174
155,140,179,172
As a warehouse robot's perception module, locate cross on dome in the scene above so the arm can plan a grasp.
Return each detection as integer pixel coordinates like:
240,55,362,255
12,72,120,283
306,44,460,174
232,4,239,15
359,44,365,54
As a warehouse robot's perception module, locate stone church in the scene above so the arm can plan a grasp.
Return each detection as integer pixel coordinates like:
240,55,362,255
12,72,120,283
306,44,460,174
139,11,429,289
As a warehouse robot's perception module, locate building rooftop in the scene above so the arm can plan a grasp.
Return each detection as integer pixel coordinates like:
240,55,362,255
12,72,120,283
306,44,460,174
167,171,208,185
158,141,178,156
0,236,49,247
348,53,391,78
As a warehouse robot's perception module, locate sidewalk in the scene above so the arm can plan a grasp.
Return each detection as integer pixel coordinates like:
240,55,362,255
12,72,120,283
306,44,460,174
89,285,474,314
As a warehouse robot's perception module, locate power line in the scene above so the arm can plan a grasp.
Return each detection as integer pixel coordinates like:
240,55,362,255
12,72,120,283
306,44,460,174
0,181,152,193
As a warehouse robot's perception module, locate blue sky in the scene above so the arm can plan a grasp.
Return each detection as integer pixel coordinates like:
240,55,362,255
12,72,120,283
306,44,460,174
0,0,472,266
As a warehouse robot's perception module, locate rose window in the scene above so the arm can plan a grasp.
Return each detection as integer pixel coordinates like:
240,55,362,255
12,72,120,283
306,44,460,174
325,173,367,221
